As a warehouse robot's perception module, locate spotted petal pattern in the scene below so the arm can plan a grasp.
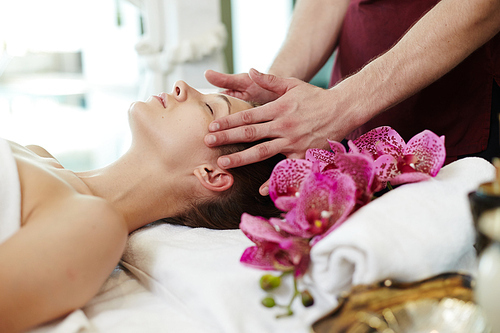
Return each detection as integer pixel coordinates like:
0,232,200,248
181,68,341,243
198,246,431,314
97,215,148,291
404,130,446,177
240,214,311,276
349,126,446,186
330,152,375,203
305,148,335,172
349,126,405,160
269,159,312,211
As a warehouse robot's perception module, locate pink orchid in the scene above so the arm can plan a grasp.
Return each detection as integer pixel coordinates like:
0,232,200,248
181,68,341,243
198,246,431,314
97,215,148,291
239,213,311,277
306,140,378,203
284,170,357,243
268,159,313,212
240,126,447,315
268,158,358,239
348,126,446,185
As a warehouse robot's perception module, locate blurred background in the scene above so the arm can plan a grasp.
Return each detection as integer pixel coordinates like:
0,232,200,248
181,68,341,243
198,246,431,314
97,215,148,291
0,0,332,171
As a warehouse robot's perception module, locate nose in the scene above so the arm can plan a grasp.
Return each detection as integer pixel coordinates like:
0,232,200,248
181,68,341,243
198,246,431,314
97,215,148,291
172,80,199,102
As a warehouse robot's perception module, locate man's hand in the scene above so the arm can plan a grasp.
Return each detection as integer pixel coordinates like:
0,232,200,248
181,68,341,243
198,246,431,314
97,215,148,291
205,69,349,169
204,69,279,105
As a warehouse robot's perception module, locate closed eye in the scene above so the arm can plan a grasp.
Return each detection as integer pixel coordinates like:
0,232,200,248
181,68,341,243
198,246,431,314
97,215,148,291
205,103,214,115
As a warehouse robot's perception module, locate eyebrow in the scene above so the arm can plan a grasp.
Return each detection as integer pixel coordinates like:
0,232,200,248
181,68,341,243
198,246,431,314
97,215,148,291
216,94,232,114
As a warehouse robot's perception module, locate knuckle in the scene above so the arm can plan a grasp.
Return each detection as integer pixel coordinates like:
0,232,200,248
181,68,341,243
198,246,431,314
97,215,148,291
243,126,258,141
230,153,243,166
267,74,277,84
217,132,229,144
257,143,272,159
274,118,295,133
240,110,253,124
218,118,230,129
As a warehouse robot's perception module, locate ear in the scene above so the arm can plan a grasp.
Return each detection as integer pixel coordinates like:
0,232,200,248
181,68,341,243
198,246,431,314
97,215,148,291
193,164,234,192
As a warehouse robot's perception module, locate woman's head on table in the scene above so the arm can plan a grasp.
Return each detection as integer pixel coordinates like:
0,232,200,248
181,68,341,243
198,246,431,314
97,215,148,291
2,80,283,332
123,80,283,230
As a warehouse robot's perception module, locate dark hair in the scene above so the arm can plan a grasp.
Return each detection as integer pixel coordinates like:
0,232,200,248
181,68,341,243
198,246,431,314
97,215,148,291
162,141,285,229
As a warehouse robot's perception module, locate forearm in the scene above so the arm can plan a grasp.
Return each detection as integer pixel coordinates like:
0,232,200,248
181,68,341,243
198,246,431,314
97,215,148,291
269,0,349,81
333,0,500,131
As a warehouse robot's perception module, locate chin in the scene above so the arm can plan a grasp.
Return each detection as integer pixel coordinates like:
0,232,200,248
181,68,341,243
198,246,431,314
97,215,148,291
127,102,146,135
128,101,146,113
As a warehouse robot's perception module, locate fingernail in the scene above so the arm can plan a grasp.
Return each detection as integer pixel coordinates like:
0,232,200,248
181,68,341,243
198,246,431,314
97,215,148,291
206,135,216,145
250,68,262,75
209,122,220,131
219,157,230,168
260,186,269,196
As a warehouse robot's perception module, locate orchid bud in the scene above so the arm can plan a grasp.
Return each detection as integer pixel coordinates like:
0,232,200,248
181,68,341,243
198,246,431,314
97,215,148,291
301,290,314,307
260,274,281,291
261,296,276,308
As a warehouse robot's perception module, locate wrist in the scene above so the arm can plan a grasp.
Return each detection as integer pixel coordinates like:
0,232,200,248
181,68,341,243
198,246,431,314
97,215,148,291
330,53,406,132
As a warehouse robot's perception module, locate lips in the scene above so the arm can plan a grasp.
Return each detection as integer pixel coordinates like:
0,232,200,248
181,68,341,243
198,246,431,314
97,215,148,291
155,93,167,108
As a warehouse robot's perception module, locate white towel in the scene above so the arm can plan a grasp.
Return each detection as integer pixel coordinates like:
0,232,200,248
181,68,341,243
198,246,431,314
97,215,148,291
0,138,21,245
306,157,495,305
122,224,336,332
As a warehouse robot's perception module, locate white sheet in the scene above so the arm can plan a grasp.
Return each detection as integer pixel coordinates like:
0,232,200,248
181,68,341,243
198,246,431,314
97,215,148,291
30,157,494,332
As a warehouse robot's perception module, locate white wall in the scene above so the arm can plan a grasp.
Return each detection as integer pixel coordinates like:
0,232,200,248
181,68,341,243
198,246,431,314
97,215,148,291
231,0,293,73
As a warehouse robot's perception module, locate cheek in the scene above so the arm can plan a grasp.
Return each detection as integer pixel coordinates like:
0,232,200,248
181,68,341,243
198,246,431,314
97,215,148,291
157,119,216,165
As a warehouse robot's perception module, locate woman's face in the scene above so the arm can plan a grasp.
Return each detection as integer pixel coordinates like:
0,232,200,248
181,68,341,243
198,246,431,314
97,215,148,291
128,80,252,171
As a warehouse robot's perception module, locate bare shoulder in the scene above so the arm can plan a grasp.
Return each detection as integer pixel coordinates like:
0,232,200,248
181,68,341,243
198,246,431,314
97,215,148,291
35,193,127,234
0,194,127,332
25,145,56,159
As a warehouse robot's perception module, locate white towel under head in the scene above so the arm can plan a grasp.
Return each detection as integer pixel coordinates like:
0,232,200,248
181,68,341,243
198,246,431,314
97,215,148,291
0,138,21,245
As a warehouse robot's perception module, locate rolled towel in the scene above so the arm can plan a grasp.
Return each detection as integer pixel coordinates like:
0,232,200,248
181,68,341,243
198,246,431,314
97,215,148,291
307,157,495,302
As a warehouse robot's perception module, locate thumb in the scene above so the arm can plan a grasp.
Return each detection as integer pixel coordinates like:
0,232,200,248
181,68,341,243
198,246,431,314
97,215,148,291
249,68,298,96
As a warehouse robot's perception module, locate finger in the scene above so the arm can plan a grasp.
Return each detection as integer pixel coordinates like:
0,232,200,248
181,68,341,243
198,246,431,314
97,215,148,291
204,70,230,89
217,139,286,169
208,103,276,132
220,89,252,101
259,179,270,196
204,70,250,92
205,122,272,147
249,68,298,96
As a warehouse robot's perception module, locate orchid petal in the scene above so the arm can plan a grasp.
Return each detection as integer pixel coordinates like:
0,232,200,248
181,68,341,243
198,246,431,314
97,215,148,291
351,126,405,159
390,172,431,185
269,159,312,205
292,172,339,233
347,140,360,154
332,152,375,199
323,173,357,229
240,214,288,244
373,154,400,182
268,217,304,237
327,139,347,155
274,197,299,212
305,148,335,172
292,172,356,237
310,174,357,243
293,254,311,278
240,246,280,271
283,208,315,238
404,130,446,176
305,148,335,164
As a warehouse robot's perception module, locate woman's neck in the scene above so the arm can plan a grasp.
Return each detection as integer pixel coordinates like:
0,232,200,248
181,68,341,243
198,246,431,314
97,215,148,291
76,148,191,232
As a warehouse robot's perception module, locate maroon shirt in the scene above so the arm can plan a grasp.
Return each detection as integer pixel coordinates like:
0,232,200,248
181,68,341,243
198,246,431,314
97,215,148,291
330,0,500,159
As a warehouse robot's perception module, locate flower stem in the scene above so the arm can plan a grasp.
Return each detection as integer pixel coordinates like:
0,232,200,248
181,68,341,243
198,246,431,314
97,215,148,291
276,274,300,318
